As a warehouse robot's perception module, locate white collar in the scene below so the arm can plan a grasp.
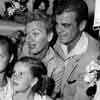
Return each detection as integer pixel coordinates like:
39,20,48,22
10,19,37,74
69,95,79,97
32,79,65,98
61,32,88,58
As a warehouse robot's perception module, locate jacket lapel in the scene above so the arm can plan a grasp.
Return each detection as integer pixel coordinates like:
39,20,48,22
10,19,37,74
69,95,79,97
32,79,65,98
54,40,66,61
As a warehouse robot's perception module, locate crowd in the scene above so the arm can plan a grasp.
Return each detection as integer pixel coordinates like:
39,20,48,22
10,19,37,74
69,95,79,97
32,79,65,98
0,0,99,100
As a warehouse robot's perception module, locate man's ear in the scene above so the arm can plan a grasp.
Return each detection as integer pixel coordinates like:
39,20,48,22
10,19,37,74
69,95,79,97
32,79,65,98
79,20,87,32
31,77,38,88
9,54,14,63
47,32,53,42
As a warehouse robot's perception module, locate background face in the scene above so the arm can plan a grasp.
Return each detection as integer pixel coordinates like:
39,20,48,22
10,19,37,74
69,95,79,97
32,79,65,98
56,11,80,44
0,45,9,72
11,62,33,93
26,21,49,55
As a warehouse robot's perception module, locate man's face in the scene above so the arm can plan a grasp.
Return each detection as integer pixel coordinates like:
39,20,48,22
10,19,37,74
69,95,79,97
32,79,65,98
56,11,80,44
26,21,50,55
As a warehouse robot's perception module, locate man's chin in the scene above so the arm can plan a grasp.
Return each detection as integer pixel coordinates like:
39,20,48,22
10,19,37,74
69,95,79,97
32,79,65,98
60,40,70,44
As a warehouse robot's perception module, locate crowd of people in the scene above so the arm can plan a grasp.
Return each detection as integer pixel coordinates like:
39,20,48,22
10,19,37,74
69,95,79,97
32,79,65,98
0,0,99,100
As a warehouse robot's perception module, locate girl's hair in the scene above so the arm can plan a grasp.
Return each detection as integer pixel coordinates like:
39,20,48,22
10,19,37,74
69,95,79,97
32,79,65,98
0,35,15,79
16,56,55,96
0,35,14,58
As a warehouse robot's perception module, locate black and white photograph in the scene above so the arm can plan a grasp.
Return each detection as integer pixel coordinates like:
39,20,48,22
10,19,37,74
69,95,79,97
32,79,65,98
0,0,100,100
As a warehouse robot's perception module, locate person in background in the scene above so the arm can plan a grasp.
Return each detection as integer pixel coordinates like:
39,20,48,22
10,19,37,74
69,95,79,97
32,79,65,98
11,56,53,100
33,0,49,12
53,0,100,100
0,0,31,17
20,10,65,99
0,0,8,16
0,35,14,100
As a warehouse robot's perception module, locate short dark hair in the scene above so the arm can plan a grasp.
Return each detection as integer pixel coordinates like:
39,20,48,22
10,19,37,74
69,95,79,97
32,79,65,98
54,0,88,24
0,35,14,58
25,10,54,34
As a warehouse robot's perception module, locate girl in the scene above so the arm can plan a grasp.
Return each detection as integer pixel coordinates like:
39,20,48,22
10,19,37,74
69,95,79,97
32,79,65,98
11,56,54,100
0,35,14,100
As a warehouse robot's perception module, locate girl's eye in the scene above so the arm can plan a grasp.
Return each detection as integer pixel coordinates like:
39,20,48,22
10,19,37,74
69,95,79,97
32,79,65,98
12,71,24,79
0,55,6,58
12,70,15,74
19,72,23,76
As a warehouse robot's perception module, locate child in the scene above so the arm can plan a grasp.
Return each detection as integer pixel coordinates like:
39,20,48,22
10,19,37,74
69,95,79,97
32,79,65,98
0,35,14,100
11,56,54,100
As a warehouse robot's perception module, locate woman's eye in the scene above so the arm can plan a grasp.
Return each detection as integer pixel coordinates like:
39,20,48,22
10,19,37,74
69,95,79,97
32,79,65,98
32,32,40,36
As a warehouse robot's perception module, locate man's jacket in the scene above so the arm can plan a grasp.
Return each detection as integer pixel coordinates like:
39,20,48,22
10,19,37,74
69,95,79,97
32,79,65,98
54,32,100,100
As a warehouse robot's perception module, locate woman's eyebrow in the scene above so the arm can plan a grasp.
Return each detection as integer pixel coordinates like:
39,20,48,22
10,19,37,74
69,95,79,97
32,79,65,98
27,28,41,33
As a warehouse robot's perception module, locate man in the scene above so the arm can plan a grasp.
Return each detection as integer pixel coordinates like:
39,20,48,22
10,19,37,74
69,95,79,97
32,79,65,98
19,10,65,98
53,0,100,100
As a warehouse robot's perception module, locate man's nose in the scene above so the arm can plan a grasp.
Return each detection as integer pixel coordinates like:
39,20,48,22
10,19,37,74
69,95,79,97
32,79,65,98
56,24,64,34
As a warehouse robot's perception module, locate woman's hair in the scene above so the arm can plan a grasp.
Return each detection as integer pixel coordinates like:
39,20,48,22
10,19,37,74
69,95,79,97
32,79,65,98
16,56,55,96
25,10,55,34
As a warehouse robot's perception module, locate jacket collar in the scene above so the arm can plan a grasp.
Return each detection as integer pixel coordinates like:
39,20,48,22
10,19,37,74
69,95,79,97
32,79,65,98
67,32,88,58
42,47,55,65
55,32,88,60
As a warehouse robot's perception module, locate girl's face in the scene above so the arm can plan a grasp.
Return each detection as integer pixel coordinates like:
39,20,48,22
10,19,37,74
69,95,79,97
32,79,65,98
11,62,34,93
0,46,9,72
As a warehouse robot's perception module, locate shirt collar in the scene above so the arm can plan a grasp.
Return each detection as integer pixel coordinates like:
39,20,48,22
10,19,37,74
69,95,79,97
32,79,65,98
61,32,88,58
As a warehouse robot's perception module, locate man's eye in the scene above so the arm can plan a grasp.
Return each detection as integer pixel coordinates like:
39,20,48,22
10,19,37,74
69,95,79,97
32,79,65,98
62,23,71,27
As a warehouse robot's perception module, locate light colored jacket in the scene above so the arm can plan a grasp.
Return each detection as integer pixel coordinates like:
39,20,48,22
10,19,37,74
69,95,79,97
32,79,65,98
54,32,100,100
20,45,65,94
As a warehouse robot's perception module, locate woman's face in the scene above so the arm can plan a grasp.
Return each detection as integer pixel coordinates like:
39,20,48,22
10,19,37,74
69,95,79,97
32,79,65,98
11,62,34,93
25,21,49,55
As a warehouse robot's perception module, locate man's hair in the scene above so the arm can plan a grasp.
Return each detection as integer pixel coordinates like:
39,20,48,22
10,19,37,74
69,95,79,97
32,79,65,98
0,35,14,58
54,0,88,24
25,10,54,33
